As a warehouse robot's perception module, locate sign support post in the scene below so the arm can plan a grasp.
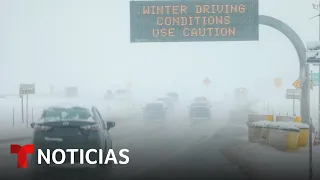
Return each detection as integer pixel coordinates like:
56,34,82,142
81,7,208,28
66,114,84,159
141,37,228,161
318,8,320,143
20,95,24,123
293,99,295,115
26,93,29,127
19,84,35,126
286,89,300,116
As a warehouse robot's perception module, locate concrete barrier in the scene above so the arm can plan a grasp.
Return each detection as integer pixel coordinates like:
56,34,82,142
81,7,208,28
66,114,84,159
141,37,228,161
248,125,262,143
249,121,300,151
285,122,309,147
268,126,300,151
248,120,273,144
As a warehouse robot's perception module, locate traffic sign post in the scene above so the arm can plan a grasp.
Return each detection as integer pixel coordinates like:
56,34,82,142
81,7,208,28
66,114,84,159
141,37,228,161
307,12,320,179
307,40,320,147
203,77,211,88
311,72,319,86
19,84,35,125
286,89,301,115
203,77,211,99
130,0,259,42
20,94,24,123
19,84,35,95
274,77,282,87
286,89,301,99
292,79,315,90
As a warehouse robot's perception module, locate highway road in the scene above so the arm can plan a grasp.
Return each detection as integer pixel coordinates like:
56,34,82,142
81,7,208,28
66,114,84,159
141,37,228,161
0,106,250,180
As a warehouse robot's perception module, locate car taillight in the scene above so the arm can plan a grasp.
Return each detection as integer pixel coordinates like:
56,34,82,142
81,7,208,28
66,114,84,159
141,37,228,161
80,124,100,131
34,125,52,132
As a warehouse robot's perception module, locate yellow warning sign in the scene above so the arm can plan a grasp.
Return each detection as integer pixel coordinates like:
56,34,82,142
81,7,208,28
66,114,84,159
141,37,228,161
274,78,282,87
292,79,315,90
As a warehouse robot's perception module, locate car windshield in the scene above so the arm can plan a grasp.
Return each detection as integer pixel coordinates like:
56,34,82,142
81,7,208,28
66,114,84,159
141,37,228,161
41,107,92,121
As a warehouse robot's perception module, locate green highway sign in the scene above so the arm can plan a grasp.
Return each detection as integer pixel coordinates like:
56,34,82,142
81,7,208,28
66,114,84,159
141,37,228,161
130,0,259,43
311,73,319,86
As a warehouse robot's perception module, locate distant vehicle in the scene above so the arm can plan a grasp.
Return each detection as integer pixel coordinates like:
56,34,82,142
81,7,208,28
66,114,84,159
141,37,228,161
65,87,78,98
105,90,114,100
27,105,115,178
235,88,248,101
189,102,212,120
114,89,132,101
193,96,209,103
142,101,168,120
166,92,179,102
157,97,174,111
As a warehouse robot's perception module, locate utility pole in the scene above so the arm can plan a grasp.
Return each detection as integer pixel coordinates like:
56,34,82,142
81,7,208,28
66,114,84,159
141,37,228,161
318,2,320,141
312,0,320,142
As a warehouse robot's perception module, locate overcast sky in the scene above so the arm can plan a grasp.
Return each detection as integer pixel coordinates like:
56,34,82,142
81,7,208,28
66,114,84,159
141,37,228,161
0,0,320,109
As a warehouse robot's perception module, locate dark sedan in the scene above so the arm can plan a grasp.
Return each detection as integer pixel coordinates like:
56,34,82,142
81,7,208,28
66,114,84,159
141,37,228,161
27,105,115,179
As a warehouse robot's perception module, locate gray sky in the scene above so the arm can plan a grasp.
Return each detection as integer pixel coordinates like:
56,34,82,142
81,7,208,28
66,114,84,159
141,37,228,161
0,0,320,107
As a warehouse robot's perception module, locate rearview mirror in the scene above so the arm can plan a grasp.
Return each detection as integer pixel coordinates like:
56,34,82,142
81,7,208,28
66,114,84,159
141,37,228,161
106,121,115,130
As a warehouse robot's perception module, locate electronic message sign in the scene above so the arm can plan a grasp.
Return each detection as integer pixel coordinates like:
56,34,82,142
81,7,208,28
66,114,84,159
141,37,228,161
130,0,259,42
